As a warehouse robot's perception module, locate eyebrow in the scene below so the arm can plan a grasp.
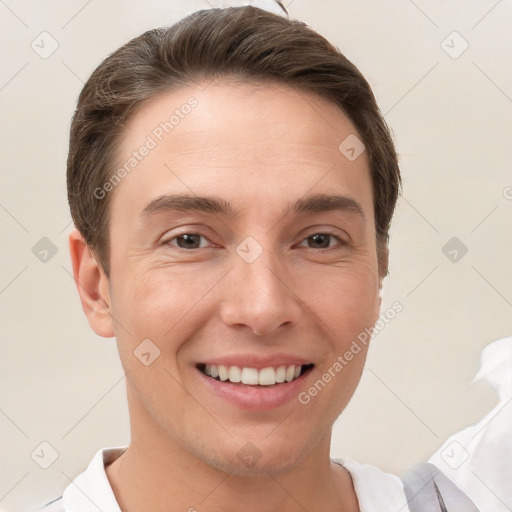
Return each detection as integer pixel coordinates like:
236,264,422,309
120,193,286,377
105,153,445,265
141,194,244,218
288,193,365,220
140,193,365,221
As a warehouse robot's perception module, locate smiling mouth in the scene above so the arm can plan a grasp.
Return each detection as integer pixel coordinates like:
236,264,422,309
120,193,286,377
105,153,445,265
196,363,314,386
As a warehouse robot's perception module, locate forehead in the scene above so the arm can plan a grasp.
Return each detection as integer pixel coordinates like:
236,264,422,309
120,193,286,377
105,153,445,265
120,79,359,156
111,80,373,218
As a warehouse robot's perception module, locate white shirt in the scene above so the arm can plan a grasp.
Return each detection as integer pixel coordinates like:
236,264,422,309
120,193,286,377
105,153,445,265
38,446,411,512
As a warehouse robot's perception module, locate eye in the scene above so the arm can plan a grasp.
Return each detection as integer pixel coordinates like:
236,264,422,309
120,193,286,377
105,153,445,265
298,232,345,250
166,233,211,250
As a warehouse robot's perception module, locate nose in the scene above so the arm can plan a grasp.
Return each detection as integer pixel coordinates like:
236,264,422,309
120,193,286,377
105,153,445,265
219,245,303,337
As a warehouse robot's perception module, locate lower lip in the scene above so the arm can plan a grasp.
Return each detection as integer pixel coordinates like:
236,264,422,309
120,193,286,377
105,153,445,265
197,367,313,410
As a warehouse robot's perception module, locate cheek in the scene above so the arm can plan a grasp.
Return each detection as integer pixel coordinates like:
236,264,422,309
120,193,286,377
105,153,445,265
297,269,378,416
108,263,224,356
299,263,380,338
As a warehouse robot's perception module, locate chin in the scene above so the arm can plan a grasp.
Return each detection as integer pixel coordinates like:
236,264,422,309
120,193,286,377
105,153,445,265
194,434,317,478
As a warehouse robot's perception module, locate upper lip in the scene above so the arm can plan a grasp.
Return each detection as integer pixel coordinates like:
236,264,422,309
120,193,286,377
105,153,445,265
198,353,313,370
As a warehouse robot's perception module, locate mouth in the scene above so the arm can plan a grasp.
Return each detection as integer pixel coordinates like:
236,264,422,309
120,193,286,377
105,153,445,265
196,363,315,386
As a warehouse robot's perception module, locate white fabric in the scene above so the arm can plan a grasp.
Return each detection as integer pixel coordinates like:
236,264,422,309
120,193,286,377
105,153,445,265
334,458,411,512
38,448,409,512
429,336,512,512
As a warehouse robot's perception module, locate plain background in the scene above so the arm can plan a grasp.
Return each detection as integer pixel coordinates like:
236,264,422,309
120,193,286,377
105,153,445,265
1,1,511,510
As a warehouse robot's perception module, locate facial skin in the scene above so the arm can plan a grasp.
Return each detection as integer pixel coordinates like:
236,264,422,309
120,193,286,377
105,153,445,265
70,80,383,512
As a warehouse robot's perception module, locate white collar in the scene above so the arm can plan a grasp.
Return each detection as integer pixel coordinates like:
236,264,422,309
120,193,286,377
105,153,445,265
333,457,410,512
62,446,126,512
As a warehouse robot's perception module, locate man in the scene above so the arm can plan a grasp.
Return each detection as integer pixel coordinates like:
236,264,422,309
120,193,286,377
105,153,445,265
41,4,480,511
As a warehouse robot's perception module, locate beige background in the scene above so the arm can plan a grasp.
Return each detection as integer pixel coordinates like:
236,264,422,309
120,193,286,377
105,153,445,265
1,1,511,510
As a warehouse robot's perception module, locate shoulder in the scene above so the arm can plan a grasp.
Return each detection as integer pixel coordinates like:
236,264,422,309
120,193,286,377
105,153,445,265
34,446,127,512
401,462,479,511
332,457,410,512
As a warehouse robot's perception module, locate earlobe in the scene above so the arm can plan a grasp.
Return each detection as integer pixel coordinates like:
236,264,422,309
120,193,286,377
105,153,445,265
377,245,388,311
378,283,383,304
68,228,115,338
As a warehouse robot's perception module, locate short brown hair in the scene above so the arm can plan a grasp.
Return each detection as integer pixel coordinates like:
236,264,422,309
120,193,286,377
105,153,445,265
67,5,401,277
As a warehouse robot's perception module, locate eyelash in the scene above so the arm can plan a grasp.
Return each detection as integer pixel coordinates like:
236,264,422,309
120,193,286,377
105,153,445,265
162,231,347,251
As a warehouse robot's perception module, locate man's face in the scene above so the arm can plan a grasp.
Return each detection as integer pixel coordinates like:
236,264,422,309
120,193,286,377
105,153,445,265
105,81,381,475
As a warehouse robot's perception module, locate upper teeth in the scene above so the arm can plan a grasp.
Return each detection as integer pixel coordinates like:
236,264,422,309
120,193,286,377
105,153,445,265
203,364,304,386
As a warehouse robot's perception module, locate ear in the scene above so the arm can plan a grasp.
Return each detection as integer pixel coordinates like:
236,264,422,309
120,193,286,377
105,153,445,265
377,244,388,311
378,244,389,281
377,280,384,309
69,228,114,338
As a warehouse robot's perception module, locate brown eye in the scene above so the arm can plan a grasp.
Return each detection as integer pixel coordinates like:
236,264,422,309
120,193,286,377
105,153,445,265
307,233,333,249
168,233,207,249
177,234,200,248
298,232,346,250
